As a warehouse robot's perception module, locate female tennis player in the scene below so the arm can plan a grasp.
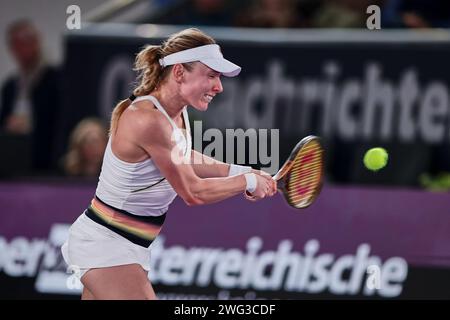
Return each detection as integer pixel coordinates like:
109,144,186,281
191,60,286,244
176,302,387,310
61,28,277,300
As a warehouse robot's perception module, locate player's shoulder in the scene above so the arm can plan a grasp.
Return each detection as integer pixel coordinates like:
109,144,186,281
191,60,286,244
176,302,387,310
122,100,172,139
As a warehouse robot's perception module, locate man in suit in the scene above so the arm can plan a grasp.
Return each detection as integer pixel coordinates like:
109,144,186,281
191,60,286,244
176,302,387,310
0,19,61,173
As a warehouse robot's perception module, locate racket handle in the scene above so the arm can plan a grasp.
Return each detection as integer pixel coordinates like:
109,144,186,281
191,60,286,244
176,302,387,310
244,190,258,200
275,178,285,191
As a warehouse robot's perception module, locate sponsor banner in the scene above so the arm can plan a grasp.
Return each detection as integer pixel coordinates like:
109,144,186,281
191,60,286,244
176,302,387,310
58,28,450,185
0,182,449,299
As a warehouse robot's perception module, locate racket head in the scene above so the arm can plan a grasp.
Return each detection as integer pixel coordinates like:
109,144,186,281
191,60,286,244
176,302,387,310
274,135,324,209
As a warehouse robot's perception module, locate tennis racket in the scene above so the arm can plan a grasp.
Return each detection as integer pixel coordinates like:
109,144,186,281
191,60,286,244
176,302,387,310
247,135,324,209
274,135,324,209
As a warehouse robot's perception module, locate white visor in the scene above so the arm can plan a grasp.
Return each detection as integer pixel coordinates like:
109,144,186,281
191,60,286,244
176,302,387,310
159,44,241,77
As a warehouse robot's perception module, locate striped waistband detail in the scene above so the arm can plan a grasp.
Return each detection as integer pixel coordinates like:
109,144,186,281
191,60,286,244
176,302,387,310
85,196,167,248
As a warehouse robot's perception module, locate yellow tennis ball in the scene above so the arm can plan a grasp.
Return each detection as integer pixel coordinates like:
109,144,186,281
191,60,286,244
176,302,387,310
363,147,388,171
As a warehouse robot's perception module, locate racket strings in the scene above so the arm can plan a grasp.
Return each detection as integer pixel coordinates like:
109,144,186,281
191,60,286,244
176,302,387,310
285,141,323,207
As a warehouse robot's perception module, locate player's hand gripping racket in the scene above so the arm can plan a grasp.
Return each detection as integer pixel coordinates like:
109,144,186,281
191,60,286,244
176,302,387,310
247,135,324,209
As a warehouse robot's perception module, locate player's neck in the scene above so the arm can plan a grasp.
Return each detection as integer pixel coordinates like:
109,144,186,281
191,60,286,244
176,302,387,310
151,86,185,120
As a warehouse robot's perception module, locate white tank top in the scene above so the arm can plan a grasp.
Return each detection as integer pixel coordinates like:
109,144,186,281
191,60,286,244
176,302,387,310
95,95,192,216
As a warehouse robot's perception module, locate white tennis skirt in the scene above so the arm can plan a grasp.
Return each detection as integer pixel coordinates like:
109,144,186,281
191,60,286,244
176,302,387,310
61,213,151,279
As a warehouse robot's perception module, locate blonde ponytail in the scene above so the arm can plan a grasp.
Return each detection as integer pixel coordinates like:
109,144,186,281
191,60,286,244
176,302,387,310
134,45,164,96
109,45,163,135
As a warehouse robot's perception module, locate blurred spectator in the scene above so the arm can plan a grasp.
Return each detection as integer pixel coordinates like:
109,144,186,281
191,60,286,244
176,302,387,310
62,118,108,177
382,0,450,28
420,172,450,192
295,0,326,28
310,0,375,28
235,0,301,28
419,145,450,192
0,19,62,173
153,0,235,27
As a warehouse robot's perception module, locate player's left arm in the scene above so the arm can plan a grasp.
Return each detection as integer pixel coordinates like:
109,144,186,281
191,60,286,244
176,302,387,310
190,149,272,179
190,149,230,178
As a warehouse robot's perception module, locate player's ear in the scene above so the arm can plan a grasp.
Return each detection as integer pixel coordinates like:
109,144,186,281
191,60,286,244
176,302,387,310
172,64,184,83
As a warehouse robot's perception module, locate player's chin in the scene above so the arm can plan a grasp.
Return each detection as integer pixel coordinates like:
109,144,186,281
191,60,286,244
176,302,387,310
193,101,209,111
